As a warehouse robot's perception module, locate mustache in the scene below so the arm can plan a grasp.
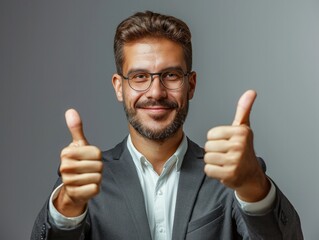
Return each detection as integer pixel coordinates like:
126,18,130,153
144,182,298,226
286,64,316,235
135,99,178,109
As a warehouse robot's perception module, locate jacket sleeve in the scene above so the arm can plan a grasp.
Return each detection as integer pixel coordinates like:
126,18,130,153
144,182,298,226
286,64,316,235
30,178,91,240
234,181,303,240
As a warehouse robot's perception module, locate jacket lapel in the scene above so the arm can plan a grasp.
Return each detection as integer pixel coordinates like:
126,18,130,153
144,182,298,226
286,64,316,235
172,139,206,240
103,139,152,240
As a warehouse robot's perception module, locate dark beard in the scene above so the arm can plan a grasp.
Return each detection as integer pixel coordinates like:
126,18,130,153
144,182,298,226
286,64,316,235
123,98,189,141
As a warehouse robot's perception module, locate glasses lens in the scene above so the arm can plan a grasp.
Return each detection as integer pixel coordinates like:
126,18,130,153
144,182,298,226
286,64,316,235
161,70,184,89
128,72,151,91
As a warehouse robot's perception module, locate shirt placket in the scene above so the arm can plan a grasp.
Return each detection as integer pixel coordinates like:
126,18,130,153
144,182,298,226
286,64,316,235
153,170,166,240
153,158,176,240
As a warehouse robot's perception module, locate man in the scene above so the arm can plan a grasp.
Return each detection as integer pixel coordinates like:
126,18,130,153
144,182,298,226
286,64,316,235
31,11,303,239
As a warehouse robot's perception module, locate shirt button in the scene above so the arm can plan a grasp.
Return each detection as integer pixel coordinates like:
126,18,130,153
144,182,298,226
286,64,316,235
159,228,165,233
158,190,163,195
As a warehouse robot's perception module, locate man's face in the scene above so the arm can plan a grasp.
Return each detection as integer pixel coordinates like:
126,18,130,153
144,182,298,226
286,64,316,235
112,38,196,141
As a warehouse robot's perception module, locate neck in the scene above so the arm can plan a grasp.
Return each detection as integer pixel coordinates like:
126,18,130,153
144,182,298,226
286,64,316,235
129,125,184,174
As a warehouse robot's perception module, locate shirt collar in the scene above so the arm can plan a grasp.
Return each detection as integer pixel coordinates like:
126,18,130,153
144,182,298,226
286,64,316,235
127,134,188,172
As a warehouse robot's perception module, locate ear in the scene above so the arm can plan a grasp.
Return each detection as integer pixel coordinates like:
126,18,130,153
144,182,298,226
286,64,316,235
112,74,123,102
187,71,196,100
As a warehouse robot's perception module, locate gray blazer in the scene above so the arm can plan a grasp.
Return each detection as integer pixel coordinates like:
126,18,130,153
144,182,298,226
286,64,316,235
31,138,303,239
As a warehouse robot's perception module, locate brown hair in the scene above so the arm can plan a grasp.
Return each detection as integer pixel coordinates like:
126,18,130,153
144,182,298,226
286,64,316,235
114,11,192,73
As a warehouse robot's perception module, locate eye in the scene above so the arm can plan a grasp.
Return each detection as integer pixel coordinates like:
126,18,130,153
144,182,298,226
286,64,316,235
130,72,150,82
162,70,183,81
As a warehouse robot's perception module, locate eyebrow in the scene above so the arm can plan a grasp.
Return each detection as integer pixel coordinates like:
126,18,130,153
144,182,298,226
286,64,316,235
126,66,185,75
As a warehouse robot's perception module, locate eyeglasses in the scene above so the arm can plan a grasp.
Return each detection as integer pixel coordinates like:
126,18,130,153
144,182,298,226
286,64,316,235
120,68,191,92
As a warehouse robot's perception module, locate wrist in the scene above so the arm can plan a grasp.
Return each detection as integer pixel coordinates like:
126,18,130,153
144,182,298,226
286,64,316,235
235,178,276,215
236,171,271,202
54,186,87,217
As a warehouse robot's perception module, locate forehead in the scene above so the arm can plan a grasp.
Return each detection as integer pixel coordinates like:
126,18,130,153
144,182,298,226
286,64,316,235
122,38,186,73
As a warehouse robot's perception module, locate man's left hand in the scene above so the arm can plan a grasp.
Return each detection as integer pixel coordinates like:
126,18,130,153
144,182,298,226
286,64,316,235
204,90,270,202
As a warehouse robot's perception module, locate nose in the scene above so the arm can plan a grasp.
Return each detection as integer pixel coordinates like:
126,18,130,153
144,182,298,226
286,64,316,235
145,75,167,99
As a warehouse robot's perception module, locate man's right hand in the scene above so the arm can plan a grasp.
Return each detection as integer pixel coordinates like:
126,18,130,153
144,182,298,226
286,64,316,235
54,109,103,217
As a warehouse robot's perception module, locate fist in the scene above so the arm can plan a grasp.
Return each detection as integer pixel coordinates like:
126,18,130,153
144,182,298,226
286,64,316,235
54,109,103,217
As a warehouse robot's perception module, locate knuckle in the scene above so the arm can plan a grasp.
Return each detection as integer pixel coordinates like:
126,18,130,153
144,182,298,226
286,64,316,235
90,146,102,159
227,154,237,164
97,149,103,160
92,184,100,195
60,147,71,159
204,141,212,152
204,152,217,164
204,164,210,175
96,174,102,184
204,142,209,151
63,175,78,186
203,154,210,163
66,186,77,198
232,141,244,151
204,164,213,177
59,161,71,173
96,161,104,172
207,128,216,139
60,159,78,174
236,126,250,136
61,175,70,184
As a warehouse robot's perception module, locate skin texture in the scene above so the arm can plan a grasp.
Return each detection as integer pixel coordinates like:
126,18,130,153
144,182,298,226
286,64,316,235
54,37,269,217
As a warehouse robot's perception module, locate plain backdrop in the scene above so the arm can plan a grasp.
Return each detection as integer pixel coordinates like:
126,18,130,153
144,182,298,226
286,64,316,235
1,0,318,239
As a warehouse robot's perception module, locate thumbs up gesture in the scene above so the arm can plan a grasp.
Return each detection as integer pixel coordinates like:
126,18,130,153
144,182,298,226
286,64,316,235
54,109,103,217
204,90,270,202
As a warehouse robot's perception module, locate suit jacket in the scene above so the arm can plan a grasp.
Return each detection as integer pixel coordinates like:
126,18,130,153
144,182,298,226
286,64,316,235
31,137,303,240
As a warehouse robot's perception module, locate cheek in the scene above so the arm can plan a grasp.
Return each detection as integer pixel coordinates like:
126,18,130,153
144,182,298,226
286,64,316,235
173,89,189,107
122,87,143,107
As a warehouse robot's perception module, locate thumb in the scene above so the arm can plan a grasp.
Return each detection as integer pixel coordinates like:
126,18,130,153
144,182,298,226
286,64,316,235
65,108,88,146
232,90,257,126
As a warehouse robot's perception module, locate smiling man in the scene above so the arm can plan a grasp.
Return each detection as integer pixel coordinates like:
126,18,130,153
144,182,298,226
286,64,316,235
112,37,195,175
31,11,303,239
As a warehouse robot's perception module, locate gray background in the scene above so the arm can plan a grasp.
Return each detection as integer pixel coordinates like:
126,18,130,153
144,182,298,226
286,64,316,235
1,0,318,239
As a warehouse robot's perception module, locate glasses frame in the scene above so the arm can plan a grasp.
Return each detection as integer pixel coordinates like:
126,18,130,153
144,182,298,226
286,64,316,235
120,69,192,92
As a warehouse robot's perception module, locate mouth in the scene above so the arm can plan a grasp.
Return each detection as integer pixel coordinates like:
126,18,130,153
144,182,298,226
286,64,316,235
141,105,171,109
136,100,177,118
140,106,172,114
